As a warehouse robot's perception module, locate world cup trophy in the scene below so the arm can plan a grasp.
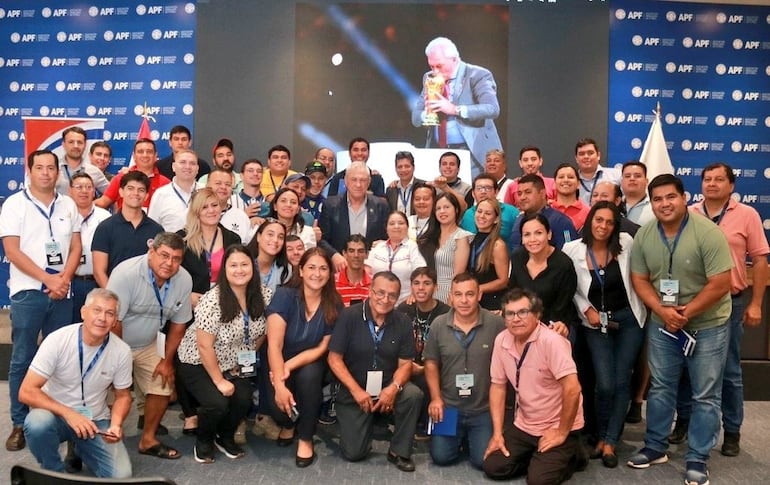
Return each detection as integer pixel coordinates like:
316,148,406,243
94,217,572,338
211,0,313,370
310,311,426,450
422,72,446,127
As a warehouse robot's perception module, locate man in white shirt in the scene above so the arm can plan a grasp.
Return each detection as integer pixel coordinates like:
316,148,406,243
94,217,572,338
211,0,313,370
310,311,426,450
55,127,110,197
574,138,621,206
148,149,199,232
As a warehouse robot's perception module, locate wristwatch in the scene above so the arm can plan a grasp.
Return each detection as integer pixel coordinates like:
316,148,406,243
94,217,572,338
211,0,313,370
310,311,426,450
457,105,468,118
392,381,403,393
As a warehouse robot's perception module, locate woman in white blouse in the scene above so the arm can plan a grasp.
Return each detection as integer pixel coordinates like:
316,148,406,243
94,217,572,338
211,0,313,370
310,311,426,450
365,211,427,303
177,244,272,464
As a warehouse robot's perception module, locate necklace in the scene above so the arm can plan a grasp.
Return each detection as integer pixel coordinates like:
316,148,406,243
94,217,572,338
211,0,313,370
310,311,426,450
415,302,437,326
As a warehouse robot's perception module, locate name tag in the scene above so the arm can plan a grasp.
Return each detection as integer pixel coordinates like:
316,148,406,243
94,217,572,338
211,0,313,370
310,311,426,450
660,279,680,306
238,350,257,378
456,373,474,397
156,331,166,359
45,240,63,266
366,370,383,397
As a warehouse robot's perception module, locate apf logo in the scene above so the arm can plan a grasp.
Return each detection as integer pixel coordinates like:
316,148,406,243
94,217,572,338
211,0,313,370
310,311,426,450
631,86,643,97
615,9,627,20
665,113,676,124
614,112,626,123
731,141,743,152
615,60,627,71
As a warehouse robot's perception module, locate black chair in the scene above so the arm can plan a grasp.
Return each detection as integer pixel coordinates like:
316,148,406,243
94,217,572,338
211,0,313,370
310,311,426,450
11,464,176,485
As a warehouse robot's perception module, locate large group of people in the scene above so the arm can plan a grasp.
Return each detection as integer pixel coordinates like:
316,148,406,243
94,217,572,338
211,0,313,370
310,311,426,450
1,102,767,484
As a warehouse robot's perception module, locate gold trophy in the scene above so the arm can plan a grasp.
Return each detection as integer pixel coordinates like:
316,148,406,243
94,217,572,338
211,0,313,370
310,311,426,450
422,72,446,127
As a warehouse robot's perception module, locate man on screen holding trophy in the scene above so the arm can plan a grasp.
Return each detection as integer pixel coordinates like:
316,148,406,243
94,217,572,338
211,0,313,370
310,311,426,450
412,37,502,179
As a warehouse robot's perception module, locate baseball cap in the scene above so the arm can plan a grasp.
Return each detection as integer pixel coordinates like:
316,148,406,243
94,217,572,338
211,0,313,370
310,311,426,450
284,173,311,188
305,160,327,177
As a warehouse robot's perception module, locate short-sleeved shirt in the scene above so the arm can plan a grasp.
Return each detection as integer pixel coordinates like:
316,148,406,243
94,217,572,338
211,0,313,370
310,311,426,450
690,200,770,294
91,212,164,275
364,240,427,303
503,176,556,208
106,254,193,349
577,167,621,206
630,212,733,331
335,270,371,307
76,205,111,276
260,169,296,199
328,302,414,401
0,190,80,296
102,166,170,210
396,300,451,364
265,286,339,359
147,179,193,233
550,198,590,232
56,161,110,197
490,324,584,436
177,285,271,370
30,323,132,421
423,308,504,414
625,195,655,226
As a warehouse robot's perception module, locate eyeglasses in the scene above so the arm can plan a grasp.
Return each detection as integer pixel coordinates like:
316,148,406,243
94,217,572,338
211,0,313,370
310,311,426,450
475,185,495,193
503,308,532,320
71,184,94,191
372,289,399,302
263,217,286,230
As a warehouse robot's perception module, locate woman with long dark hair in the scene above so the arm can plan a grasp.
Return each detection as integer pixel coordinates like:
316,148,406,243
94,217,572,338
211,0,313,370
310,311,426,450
246,218,291,291
265,248,343,467
269,187,316,249
562,201,647,468
177,244,271,464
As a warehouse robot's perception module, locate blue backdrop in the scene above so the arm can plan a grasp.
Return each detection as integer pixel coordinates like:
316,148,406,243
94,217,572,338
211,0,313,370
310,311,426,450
608,0,770,241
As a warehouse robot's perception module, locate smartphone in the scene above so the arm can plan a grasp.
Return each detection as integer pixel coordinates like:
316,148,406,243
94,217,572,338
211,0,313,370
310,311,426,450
289,405,300,423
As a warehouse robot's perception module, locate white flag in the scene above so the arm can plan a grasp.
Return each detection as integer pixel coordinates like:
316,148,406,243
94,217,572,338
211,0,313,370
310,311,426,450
639,103,674,181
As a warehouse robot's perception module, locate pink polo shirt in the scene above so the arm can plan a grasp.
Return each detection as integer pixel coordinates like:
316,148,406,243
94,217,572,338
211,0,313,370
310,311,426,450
504,175,556,208
690,200,769,294
490,324,584,437
550,198,590,232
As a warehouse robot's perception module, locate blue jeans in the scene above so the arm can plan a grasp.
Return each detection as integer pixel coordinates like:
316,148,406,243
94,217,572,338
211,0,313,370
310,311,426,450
645,321,728,462
24,409,131,478
584,307,644,446
674,296,744,433
430,409,492,469
9,290,73,425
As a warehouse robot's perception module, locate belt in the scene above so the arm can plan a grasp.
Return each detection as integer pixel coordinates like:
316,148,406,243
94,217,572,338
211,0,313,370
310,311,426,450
73,274,95,281
731,290,743,299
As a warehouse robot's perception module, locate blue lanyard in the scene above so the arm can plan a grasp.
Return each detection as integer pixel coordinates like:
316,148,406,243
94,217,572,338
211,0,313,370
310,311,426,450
579,170,602,197
367,319,385,369
204,228,219,263
514,341,532,390
587,247,610,311
23,190,58,238
261,262,276,288
387,242,403,271
148,267,170,329
171,182,191,208
454,326,478,373
470,235,490,271
702,200,730,227
78,325,109,406
657,213,689,279
399,184,412,212
81,208,95,227
242,310,251,346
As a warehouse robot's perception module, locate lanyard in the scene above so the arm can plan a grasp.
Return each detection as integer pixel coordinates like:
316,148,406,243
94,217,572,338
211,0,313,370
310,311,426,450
702,200,730,227
203,227,219,263
387,242,403,271
81,208,95,227
363,301,385,369
657,213,689,278
399,184,412,212
261,261,276,287
514,341,532,390
454,326,478,373
171,182,191,208
587,247,610,312
23,190,58,238
579,170,602,198
78,325,109,406
470,235,490,271
269,172,280,193
496,177,508,191
149,267,170,330
242,310,251,346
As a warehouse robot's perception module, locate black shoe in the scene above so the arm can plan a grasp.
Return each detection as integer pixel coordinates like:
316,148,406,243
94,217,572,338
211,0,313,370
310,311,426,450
64,441,82,473
626,401,643,423
387,452,415,472
601,452,619,468
668,419,688,444
296,452,317,468
137,415,169,436
721,431,740,457
194,441,215,464
215,437,245,459
318,400,337,425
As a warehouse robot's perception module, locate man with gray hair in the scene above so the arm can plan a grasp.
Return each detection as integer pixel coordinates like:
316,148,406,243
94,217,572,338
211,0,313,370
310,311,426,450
411,37,502,179
106,232,193,460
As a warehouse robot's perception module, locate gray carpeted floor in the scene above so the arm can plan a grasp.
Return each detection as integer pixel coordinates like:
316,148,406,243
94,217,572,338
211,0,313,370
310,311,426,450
1,381,769,484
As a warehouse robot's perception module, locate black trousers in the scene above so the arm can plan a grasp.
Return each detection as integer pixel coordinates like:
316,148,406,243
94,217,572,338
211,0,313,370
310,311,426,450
263,359,325,441
177,363,254,445
483,425,579,485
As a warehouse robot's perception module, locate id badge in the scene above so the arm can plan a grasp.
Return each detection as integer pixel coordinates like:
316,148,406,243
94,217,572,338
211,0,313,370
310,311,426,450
599,311,609,334
79,253,86,265
365,370,383,397
73,405,93,420
45,240,63,266
455,374,474,397
156,331,166,359
238,350,257,378
660,279,680,307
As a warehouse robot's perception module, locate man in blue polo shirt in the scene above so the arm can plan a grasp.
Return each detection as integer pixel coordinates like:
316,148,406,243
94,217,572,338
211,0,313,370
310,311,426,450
509,174,577,251
92,171,164,289
460,173,519,251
